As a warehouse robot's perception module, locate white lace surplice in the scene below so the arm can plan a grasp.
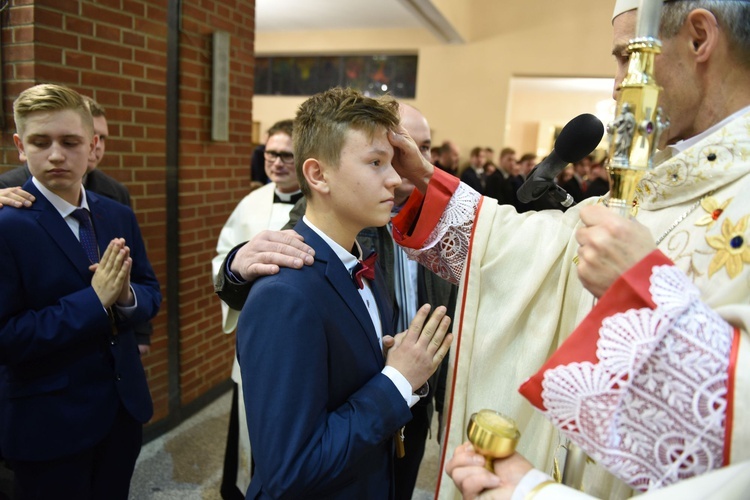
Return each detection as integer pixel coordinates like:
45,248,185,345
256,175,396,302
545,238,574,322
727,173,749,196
538,265,733,491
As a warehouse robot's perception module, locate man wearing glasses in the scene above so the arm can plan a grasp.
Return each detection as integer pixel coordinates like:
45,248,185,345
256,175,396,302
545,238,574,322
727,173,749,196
211,119,302,500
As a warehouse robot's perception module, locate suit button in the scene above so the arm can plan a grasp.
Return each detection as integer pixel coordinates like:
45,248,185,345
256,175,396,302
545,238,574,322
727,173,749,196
116,373,122,381
110,337,117,345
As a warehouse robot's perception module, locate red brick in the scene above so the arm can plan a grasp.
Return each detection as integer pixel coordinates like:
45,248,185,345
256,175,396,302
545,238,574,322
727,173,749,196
5,44,35,62
122,124,145,138
65,17,94,36
146,66,166,82
96,0,123,11
86,38,132,60
145,37,167,54
134,80,164,96
81,4,133,29
134,48,167,67
134,141,167,155
122,0,145,18
38,1,78,15
82,72,132,91
36,64,80,85
65,52,93,70
34,26,78,49
133,17,166,37
39,45,80,66
9,6,34,25
92,89,120,108
95,56,121,74
122,31,145,48
122,94,144,108
95,24,121,42
121,61,145,78
145,4,168,24
106,107,134,122
13,62,35,80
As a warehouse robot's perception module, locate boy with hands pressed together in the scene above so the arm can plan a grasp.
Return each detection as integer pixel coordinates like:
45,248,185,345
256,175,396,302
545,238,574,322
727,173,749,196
237,87,452,499
0,84,160,500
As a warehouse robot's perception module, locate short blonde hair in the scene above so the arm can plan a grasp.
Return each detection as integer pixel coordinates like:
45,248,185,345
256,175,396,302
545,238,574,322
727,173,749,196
83,95,106,118
13,84,94,138
294,87,400,198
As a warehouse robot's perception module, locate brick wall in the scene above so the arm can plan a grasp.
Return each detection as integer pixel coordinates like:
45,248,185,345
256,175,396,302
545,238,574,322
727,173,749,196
1,0,254,427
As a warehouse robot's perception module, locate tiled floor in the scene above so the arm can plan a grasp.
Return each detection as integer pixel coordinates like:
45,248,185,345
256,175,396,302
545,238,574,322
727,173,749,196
129,390,441,499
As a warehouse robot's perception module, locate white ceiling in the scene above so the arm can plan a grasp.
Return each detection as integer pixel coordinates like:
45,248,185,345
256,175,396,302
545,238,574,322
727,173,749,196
256,0,424,32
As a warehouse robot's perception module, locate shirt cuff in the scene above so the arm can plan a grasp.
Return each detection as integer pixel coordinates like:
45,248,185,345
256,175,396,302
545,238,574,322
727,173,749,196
225,249,247,284
114,285,137,317
382,365,420,408
510,469,554,500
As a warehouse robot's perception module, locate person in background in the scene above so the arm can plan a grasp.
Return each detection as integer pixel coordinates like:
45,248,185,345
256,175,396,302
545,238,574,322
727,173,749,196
434,140,460,176
212,119,301,500
460,147,487,194
585,159,610,197
484,147,519,207
560,156,591,202
430,146,441,165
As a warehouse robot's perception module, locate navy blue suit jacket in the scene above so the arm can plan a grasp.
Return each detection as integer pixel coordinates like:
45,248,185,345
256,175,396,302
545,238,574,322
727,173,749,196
0,179,160,461
237,220,412,499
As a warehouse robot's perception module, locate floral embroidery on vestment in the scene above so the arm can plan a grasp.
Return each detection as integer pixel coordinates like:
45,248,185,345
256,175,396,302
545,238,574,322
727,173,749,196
706,215,750,279
695,196,732,229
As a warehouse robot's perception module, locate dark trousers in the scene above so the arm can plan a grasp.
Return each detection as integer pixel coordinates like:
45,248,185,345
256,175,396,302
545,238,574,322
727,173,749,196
394,403,431,500
220,383,245,500
11,405,142,500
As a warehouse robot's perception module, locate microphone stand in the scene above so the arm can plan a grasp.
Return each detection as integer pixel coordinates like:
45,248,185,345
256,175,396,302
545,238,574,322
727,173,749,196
548,184,575,208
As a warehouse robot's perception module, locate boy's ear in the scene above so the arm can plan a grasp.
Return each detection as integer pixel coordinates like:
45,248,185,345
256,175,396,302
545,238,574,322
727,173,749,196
302,158,329,195
13,134,27,162
88,135,99,165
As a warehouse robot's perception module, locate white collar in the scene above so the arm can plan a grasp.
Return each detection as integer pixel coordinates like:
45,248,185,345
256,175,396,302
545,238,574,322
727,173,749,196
670,104,750,155
31,177,90,218
302,215,362,273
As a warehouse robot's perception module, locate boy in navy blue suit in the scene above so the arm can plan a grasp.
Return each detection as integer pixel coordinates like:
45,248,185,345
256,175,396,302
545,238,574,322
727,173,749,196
237,87,453,499
0,84,161,499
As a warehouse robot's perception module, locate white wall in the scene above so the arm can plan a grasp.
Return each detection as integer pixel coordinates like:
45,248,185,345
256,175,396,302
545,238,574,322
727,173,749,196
253,0,619,165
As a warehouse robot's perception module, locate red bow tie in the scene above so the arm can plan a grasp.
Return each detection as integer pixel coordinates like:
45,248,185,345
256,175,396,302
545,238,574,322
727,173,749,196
352,252,377,289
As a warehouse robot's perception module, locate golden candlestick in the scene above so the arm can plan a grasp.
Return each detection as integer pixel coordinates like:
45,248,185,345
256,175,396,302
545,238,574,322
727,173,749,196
466,410,520,471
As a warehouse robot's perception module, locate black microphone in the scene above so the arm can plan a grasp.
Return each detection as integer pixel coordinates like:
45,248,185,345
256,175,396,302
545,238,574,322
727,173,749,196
517,113,605,205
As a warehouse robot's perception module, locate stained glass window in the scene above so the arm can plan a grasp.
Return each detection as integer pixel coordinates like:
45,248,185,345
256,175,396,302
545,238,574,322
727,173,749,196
255,55,417,98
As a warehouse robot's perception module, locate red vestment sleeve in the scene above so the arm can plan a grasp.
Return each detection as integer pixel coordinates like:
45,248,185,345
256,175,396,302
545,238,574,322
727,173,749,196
391,168,460,249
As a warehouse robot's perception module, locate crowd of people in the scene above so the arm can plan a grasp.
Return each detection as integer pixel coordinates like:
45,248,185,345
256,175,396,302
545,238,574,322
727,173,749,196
0,0,748,499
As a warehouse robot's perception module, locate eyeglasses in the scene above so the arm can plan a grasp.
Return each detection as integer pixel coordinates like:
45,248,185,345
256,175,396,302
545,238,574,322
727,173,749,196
264,150,294,164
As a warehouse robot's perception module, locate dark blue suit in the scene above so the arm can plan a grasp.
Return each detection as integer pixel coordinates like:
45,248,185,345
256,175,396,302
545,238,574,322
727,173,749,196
0,179,160,465
237,220,412,499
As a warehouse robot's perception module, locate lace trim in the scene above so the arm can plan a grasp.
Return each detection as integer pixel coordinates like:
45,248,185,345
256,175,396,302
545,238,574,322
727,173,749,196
402,183,481,285
540,265,732,491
